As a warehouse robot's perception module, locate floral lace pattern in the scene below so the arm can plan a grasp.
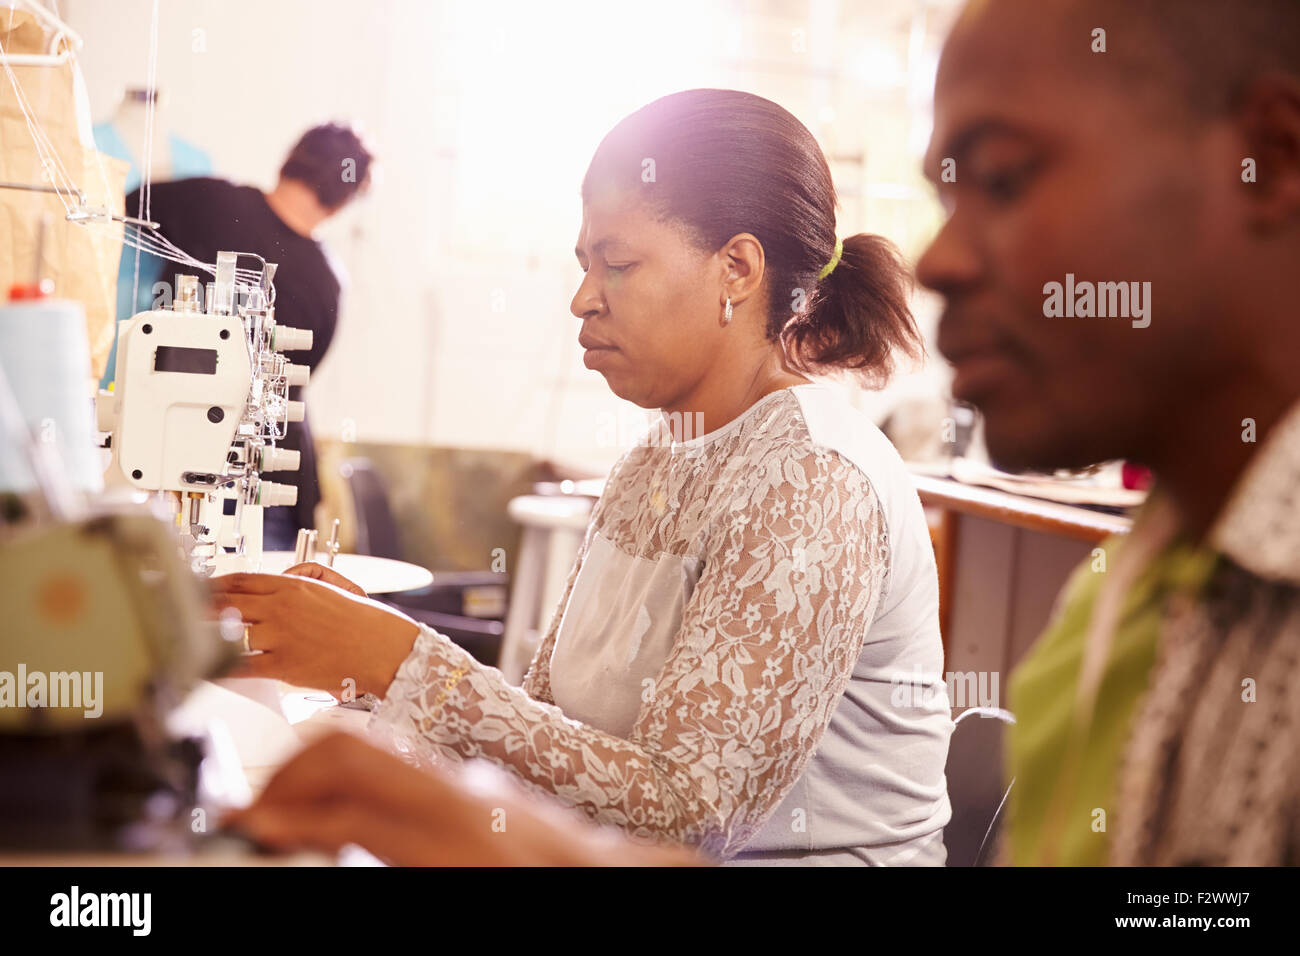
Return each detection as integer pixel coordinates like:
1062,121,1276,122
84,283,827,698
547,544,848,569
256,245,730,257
373,389,892,859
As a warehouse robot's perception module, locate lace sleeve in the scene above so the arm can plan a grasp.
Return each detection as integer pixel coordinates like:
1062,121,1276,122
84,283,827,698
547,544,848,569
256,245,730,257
372,445,889,859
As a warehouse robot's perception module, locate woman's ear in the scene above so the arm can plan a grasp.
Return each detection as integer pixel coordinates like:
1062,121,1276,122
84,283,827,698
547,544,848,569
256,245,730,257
719,233,766,308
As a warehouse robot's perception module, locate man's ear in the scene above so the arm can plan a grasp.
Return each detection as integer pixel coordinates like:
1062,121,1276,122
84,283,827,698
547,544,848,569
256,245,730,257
1237,73,1300,232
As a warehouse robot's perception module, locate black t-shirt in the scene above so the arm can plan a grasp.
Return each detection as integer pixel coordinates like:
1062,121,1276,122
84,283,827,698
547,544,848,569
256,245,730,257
126,177,340,531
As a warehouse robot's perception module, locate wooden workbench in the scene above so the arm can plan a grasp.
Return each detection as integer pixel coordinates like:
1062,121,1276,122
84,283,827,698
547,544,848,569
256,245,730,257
913,473,1134,712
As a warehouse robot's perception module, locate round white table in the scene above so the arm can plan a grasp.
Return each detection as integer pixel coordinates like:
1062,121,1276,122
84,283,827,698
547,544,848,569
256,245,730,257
256,551,433,595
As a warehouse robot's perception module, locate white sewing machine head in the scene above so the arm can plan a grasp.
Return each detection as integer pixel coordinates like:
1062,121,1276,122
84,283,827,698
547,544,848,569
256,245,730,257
97,251,314,574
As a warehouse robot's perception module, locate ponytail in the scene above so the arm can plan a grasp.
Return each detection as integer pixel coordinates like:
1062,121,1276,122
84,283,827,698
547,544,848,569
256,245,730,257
782,233,924,387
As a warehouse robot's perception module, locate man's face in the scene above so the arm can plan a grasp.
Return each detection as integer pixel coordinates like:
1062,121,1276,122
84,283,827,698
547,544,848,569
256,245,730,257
917,0,1244,473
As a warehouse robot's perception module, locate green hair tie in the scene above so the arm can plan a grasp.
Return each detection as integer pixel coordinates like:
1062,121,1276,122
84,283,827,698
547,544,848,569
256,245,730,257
818,237,843,281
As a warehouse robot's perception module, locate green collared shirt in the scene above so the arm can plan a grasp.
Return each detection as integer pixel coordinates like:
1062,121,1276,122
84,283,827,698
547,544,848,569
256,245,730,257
1005,503,1219,866
1008,399,1300,865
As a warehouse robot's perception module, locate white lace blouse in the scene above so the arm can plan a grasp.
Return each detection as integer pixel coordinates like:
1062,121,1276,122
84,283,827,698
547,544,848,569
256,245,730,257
372,383,953,864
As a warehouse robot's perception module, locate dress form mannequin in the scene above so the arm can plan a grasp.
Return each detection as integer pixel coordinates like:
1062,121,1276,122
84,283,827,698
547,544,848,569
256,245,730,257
109,88,175,183
94,89,213,388
93,88,212,194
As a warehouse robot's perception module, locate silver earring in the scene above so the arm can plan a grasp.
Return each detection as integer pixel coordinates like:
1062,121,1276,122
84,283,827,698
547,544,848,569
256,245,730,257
723,298,733,325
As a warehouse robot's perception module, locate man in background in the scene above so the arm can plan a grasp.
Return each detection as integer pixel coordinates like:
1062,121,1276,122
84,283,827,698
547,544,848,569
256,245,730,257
918,0,1300,864
117,122,373,548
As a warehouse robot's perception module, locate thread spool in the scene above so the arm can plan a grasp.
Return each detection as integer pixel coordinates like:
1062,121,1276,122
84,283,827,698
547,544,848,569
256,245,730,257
0,298,103,495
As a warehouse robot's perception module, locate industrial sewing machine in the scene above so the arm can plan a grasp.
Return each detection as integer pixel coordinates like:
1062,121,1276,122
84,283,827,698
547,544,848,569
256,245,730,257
0,247,315,853
0,508,241,852
97,251,315,575
0,287,233,851
0,0,325,852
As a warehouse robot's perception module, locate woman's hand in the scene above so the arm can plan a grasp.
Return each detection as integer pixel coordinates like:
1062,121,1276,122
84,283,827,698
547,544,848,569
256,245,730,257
223,733,706,866
282,561,366,597
210,573,419,698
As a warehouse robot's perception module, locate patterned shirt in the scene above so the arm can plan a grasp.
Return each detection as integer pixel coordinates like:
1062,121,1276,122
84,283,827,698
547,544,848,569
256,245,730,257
1008,401,1300,865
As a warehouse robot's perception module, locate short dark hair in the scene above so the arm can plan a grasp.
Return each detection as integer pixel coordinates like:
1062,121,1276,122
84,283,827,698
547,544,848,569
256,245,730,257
1064,0,1300,119
279,122,373,210
582,89,922,386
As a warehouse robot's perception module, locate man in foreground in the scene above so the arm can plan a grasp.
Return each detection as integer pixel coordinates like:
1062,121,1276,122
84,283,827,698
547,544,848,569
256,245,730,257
918,0,1300,864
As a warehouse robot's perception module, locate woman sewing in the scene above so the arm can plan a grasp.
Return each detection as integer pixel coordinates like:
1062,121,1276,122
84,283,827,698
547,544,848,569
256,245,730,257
214,89,953,865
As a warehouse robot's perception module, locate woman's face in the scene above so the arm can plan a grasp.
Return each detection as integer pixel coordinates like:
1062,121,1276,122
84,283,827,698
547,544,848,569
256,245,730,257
570,186,729,410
